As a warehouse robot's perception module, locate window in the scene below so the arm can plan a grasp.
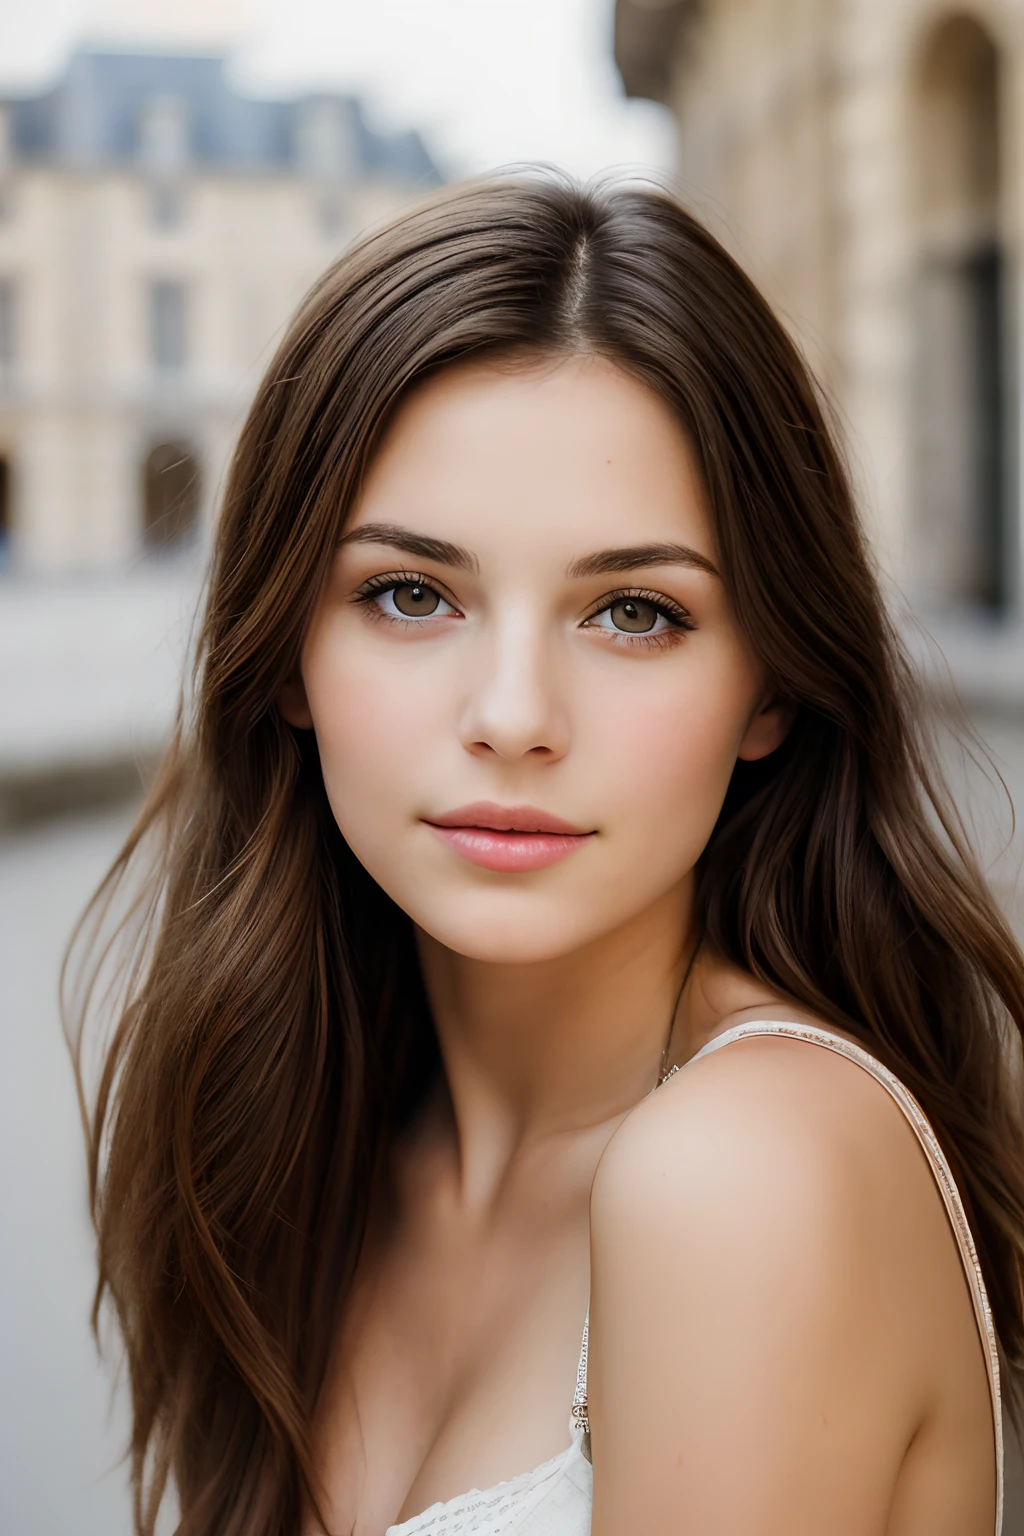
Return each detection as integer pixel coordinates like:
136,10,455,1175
913,16,1012,614
317,194,347,238
0,455,10,559
148,185,185,230
0,280,14,375
149,280,187,371
142,442,200,548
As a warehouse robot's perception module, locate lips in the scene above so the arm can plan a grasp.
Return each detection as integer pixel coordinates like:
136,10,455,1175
422,802,594,872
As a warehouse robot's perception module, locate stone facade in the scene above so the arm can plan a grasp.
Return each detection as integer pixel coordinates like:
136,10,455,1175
0,47,441,571
615,0,1024,685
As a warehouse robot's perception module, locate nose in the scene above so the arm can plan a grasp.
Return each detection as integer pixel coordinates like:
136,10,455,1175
458,607,569,762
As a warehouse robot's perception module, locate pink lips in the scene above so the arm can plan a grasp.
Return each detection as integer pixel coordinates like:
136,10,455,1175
423,801,595,873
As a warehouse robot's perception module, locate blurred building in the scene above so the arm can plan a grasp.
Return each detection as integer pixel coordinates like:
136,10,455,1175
0,47,440,571
615,0,1024,704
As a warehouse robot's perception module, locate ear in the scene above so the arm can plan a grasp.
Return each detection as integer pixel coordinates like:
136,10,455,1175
278,674,315,730
737,693,797,762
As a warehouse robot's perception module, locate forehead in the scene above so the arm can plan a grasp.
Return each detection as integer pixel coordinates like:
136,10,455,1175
349,355,716,561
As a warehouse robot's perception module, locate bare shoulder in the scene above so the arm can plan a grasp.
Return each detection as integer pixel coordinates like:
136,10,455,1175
586,1026,994,1534
592,1024,918,1240
587,1021,949,1378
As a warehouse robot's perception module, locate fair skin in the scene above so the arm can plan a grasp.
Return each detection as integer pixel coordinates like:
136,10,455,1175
282,354,996,1535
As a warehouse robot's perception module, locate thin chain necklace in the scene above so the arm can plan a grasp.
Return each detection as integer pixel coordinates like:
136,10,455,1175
655,938,700,1088
571,938,705,1445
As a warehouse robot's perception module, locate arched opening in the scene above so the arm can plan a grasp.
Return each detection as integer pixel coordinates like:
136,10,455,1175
0,455,10,561
912,15,1011,614
142,441,200,549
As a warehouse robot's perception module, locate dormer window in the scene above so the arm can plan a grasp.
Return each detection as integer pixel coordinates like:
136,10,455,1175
295,100,354,182
138,95,190,174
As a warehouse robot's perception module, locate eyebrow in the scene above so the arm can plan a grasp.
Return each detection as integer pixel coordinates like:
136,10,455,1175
567,543,720,580
339,523,720,582
338,522,479,572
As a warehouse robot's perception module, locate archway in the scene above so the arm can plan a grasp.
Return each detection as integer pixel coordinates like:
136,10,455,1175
142,441,200,549
0,456,10,557
912,15,1010,613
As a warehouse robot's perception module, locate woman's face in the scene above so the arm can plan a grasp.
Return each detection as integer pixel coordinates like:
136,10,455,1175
284,355,791,964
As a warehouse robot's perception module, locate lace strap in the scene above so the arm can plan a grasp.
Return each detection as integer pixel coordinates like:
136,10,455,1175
570,1309,589,1434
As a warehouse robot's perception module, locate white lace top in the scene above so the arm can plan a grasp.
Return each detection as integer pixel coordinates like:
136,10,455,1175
385,1021,1004,1536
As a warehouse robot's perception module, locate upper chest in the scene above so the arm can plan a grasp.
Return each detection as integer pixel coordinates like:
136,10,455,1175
309,1142,596,1535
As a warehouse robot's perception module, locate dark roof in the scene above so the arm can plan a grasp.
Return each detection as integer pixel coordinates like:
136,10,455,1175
2,47,442,185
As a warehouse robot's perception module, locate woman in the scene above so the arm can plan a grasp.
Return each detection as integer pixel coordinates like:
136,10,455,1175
68,173,1024,1536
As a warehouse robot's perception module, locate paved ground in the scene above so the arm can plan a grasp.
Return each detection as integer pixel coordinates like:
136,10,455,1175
2,723,1023,1534
0,806,136,1536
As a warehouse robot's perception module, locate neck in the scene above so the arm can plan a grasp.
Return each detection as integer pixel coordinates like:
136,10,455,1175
415,880,699,1207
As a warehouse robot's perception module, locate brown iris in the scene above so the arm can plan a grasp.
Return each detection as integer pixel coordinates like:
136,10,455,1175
609,598,658,633
392,582,441,616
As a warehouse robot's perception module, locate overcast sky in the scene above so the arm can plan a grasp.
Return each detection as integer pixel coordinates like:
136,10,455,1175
0,0,677,180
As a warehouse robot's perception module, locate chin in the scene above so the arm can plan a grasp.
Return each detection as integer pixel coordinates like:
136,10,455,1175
410,902,606,967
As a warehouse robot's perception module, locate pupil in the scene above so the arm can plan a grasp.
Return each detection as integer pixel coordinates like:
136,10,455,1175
613,598,656,633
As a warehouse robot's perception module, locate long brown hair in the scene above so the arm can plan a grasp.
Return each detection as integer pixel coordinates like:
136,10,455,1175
66,170,1024,1535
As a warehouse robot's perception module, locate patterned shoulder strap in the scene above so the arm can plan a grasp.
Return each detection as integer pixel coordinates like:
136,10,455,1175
570,1309,590,1451
690,1020,1003,1535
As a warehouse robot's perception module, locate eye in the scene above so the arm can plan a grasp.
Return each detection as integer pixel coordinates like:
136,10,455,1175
583,590,692,641
354,574,461,624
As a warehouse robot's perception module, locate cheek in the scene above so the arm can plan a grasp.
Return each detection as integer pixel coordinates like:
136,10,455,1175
587,651,754,857
302,629,444,840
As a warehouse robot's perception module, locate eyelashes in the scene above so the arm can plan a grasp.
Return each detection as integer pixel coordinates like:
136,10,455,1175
351,571,696,648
